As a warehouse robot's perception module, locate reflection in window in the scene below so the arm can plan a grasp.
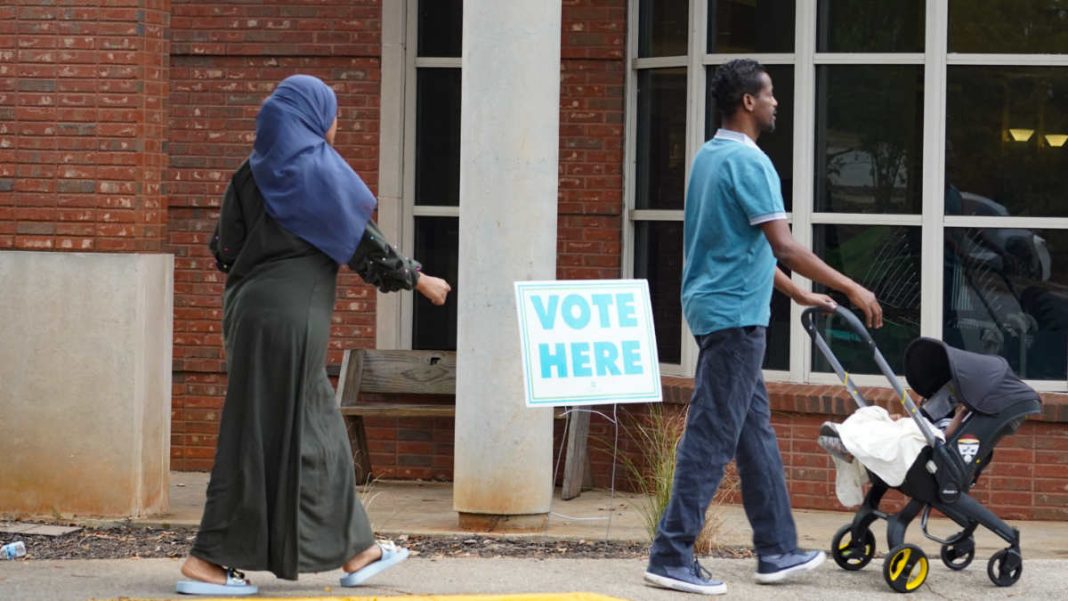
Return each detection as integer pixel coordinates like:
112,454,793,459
816,0,925,53
638,0,688,58
946,67,1068,218
636,69,687,211
413,217,458,351
708,0,794,53
415,69,461,207
949,0,1068,54
765,267,791,371
815,66,924,213
944,228,1068,380
813,225,921,374
418,0,462,58
634,221,682,364
706,64,794,211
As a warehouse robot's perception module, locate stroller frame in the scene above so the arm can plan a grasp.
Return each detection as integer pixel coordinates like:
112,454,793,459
802,305,1042,593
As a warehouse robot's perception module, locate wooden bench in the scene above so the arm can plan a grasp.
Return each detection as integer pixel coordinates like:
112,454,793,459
336,349,456,484
335,348,592,498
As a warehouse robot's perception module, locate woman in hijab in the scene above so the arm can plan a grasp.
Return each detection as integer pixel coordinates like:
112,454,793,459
176,75,451,596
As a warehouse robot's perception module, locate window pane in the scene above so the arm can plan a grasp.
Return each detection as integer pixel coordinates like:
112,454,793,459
415,68,461,207
816,0,925,53
812,225,921,374
418,0,462,58
638,0,688,58
949,0,1068,54
944,227,1068,381
765,267,791,371
706,64,794,211
636,68,687,210
815,66,924,213
946,67,1068,218
634,220,683,364
708,0,794,53
412,217,458,350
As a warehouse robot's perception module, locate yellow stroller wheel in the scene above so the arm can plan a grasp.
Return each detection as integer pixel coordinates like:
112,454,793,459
883,543,929,593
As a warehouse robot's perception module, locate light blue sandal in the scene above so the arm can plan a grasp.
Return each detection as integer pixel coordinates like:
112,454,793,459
176,567,258,596
339,540,410,587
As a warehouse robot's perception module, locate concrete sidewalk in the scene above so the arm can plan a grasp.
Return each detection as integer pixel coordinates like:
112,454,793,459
3,472,1068,601
147,472,1068,560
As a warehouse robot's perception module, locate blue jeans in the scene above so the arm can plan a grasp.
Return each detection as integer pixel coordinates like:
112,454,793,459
649,326,797,568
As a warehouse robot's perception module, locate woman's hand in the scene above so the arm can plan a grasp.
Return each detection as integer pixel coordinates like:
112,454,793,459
415,274,451,306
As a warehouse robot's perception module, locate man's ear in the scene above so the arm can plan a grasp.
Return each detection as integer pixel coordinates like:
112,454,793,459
742,92,755,113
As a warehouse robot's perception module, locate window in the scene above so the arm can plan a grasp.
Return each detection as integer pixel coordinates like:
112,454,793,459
379,0,461,351
627,0,1068,388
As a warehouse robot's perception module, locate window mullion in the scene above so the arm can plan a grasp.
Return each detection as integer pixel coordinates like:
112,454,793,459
398,0,421,349
679,0,708,377
791,0,817,383
622,0,639,283
375,0,411,350
920,0,949,343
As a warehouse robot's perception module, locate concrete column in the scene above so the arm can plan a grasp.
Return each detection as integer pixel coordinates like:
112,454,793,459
0,251,173,518
454,1,561,528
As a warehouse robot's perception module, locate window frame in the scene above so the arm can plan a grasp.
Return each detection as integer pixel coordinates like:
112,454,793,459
378,0,462,350
624,0,1068,391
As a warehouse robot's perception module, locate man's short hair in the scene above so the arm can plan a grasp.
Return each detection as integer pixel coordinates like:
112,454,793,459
709,59,768,119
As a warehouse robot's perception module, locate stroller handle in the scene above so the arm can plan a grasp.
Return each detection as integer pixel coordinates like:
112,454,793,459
801,305,941,448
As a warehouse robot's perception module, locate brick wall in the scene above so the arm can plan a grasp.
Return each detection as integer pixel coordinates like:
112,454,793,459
0,0,170,252
557,0,626,280
167,0,383,470
167,0,629,472
578,381,1068,522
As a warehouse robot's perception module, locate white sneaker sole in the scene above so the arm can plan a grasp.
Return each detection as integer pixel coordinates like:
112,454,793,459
753,551,826,584
644,571,727,595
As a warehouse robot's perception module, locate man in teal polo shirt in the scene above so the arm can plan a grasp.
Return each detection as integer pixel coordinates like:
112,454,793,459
644,59,883,596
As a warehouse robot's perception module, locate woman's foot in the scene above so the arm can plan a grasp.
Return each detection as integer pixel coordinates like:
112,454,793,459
181,556,228,585
339,540,410,587
176,556,258,596
342,543,383,573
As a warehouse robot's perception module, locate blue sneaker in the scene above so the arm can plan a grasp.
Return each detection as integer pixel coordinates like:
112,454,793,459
755,549,826,584
644,559,727,595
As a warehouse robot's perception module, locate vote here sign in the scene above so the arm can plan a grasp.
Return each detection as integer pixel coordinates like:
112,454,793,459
514,279,662,407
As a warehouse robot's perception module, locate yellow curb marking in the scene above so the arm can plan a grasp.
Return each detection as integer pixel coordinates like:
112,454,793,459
116,594,629,601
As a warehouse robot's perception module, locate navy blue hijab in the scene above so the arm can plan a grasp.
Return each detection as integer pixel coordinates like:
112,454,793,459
249,75,376,265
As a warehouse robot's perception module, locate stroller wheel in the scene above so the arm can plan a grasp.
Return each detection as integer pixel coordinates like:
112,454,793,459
831,524,875,571
987,549,1023,587
940,537,975,571
883,544,929,593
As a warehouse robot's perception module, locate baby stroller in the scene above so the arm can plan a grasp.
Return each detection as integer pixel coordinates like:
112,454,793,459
801,306,1042,593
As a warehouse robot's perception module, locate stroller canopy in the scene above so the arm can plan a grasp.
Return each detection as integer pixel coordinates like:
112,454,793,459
903,338,1037,415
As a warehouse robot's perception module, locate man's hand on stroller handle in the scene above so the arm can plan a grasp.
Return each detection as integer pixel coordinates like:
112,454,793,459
795,290,837,311
846,284,883,329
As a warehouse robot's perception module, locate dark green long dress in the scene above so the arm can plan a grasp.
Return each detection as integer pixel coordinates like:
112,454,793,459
193,161,420,580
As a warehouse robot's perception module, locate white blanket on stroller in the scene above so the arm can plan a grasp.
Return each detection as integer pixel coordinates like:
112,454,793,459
833,405,945,506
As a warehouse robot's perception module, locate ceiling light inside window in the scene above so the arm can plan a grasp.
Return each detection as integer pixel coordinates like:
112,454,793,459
1008,128,1035,142
1044,134,1068,148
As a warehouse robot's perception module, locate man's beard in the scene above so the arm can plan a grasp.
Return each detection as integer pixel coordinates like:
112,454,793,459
762,116,776,134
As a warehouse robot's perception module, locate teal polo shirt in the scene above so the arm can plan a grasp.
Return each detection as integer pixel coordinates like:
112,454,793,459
681,129,787,336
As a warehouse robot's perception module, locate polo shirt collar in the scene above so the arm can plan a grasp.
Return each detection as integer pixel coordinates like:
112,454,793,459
713,128,759,149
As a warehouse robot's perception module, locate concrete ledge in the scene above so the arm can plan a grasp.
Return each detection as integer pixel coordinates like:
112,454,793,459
0,251,173,518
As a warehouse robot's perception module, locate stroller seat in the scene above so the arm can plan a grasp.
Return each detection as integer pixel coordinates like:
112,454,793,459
897,337,1041,506
802,307,1042,593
